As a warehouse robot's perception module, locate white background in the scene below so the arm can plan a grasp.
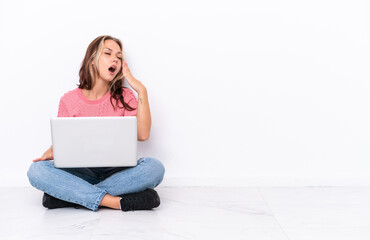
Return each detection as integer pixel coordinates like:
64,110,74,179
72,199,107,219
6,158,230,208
0,0,369,187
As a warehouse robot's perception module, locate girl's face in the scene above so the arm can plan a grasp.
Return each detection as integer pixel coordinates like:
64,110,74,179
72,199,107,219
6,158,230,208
97,39,123,82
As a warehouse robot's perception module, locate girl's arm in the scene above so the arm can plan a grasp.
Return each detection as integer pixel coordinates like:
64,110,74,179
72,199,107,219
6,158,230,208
136,87,151,141
122,61,151,141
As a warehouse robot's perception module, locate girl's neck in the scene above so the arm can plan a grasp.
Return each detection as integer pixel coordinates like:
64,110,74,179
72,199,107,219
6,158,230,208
83,79,110,100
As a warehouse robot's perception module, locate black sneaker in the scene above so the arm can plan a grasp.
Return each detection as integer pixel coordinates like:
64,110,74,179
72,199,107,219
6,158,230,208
119,189,160,211
42,193,79,209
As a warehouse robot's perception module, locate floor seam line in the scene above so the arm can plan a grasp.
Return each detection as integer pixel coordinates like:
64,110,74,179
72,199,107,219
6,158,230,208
258,187,291,240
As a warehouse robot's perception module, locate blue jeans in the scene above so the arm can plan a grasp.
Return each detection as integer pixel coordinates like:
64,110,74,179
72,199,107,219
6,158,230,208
27,157,165,211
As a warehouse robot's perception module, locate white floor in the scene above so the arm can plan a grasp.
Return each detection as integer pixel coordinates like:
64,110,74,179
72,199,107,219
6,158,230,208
1,187,369,240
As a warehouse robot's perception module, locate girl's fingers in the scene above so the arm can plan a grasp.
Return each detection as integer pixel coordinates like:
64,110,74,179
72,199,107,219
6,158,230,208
122,61,129,74
33,152,53,162
33,157,46,162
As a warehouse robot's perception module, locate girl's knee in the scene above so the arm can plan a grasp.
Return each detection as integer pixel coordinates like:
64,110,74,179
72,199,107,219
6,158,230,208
146,157,165,176
141,157,165,185
27,161,53,184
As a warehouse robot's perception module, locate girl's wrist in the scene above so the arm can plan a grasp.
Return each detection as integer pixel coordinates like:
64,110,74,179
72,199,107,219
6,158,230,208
137,86,147,96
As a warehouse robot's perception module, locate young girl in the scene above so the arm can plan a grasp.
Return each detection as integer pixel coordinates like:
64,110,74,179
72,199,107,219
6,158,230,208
27,35,165,212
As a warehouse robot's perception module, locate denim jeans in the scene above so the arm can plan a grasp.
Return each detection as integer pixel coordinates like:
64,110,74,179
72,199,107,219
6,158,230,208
27,157,165,211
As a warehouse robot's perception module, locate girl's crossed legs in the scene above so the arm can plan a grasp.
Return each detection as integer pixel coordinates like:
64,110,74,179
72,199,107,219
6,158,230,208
27,157,165,211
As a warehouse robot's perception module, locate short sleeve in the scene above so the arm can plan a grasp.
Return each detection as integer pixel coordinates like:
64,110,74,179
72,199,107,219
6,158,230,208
123,88,138,116
57,98,69,117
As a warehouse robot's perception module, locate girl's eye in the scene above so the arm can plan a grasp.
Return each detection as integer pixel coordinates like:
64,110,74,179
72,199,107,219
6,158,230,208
118,57,122,60
105,52,111,55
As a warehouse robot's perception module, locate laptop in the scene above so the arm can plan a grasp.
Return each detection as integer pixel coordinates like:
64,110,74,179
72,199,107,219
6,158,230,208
50,116,137,168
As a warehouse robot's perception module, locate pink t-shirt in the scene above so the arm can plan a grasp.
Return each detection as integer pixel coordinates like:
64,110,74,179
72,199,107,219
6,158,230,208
57,87,138,117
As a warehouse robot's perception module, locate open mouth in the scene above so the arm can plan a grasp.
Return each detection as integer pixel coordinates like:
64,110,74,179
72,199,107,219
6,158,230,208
108,66,116,73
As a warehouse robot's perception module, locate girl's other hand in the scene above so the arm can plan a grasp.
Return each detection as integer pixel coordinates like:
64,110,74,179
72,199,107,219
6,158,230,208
33,147,53,162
